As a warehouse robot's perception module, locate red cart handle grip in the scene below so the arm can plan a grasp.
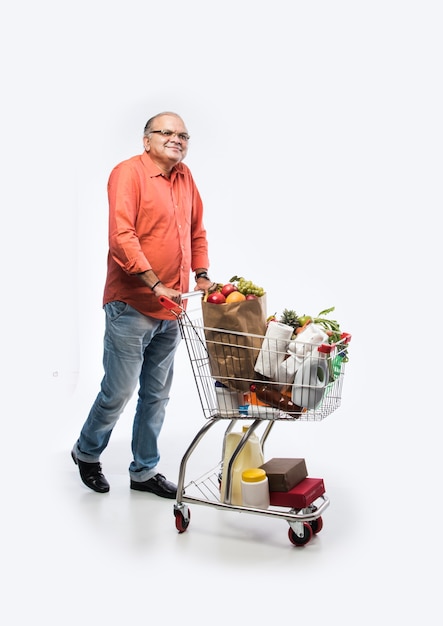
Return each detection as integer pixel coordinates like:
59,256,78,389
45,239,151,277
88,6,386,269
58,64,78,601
159,290,203,314
158,296,183,314
317,331,352,353
341,332,352,343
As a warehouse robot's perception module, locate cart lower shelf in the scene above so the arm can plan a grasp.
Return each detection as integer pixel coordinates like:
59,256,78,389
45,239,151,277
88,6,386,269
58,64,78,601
174,464,329,547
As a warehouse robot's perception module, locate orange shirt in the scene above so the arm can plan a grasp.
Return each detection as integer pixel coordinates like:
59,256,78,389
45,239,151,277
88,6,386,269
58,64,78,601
103,151,209,319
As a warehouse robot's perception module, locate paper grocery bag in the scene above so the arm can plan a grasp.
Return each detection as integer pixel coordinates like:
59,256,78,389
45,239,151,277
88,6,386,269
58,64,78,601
202,295,267,392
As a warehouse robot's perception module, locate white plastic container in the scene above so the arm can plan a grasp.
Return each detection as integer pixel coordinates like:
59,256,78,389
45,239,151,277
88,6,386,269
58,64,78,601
215,384,245,417
241,468,270,509
220,426,264,505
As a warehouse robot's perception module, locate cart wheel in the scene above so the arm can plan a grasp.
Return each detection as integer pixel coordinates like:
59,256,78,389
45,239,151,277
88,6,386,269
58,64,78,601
310,516,323,534
288,523,313,547
174,508,191,533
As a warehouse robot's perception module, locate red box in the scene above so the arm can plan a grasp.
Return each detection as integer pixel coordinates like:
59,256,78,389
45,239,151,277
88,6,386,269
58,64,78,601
269,477,325,508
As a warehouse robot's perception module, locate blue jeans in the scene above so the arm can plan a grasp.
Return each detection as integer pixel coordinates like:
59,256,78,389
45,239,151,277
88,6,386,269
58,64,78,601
73,301,181,482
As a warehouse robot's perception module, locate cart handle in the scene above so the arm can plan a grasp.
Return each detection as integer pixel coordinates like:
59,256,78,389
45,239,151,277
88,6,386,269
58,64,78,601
317,332,352,354
159,290,203,315
340,332,352,344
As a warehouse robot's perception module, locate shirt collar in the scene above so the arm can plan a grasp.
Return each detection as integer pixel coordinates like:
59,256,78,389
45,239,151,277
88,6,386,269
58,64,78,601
141,150,185,178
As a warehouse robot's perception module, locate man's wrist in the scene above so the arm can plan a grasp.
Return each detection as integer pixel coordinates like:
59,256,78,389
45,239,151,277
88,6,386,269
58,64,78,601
195,271,210,281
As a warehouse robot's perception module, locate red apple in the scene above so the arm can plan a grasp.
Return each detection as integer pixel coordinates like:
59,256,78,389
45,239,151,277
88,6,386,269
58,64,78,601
207,292,226,304
221,283,238,297
245,294,258,300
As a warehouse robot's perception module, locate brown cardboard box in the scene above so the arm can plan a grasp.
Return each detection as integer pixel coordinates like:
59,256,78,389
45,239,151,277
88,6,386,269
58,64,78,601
260,458,308,492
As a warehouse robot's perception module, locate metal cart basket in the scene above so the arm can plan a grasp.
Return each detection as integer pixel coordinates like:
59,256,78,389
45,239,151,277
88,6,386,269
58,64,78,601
160,292,351,546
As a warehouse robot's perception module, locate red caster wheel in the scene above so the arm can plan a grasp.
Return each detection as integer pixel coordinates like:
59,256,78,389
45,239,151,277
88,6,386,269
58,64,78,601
288,523,313,547
174,508,191,533
310,516,323,534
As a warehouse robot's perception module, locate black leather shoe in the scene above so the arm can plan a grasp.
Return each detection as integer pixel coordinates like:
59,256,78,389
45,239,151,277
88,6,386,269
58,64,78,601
71,450,110,493
130,473,177,499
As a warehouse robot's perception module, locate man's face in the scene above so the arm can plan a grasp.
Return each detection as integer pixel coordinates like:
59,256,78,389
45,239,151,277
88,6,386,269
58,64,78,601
143,114,189,170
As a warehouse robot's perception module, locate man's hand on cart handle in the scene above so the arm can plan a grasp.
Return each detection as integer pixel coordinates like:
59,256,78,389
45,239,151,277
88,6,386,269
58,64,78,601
151,283,182,304
159,280,219,313
159,289,204,314
195,273,219,294
158,296,183,312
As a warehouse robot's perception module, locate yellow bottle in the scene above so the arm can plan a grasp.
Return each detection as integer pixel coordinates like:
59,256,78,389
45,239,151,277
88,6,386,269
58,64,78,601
220,425,264,505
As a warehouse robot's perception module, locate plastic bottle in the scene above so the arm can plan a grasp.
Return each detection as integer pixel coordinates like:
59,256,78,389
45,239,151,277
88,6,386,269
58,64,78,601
215,381,245,416
220,425,264,505
241,468,270,509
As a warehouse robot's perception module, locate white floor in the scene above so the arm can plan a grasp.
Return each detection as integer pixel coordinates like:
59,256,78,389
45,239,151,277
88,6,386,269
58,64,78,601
4,339,439,625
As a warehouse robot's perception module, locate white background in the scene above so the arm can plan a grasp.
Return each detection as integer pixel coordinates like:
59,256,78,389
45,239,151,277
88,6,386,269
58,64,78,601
1,1,441,624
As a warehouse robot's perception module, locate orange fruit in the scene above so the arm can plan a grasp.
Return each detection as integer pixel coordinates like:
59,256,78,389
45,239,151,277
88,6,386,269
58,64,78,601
225,291,246,303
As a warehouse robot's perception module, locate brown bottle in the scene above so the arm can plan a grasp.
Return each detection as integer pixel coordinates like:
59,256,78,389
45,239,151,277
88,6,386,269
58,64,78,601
252,383,303,416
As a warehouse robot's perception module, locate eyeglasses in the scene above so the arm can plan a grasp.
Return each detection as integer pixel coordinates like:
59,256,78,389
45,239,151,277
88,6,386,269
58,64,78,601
149,129,190,142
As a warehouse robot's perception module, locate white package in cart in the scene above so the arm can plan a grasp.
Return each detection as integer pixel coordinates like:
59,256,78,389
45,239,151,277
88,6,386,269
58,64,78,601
254,321,293,379
277,323,330,386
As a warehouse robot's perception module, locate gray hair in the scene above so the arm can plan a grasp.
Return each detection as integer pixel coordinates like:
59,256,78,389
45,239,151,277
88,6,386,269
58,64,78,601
143,112,184,137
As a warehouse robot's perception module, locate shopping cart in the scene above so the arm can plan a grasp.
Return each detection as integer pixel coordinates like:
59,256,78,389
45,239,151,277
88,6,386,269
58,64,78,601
160,292,351,546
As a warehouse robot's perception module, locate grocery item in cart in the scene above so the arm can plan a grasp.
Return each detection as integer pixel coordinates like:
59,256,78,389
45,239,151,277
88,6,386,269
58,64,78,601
202,295,267,393
253,320,332,413
269,477,325,508
291,355,329,409
254,321,293,379
220,425,264,505
215,381,246,417
260,458,308,492
241,468,270,509
252,381,303,415
276,323,330,386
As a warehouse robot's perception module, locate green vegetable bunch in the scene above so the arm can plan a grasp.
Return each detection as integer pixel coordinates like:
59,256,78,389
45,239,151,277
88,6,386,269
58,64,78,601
312,307,342,344
279,306,343,344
